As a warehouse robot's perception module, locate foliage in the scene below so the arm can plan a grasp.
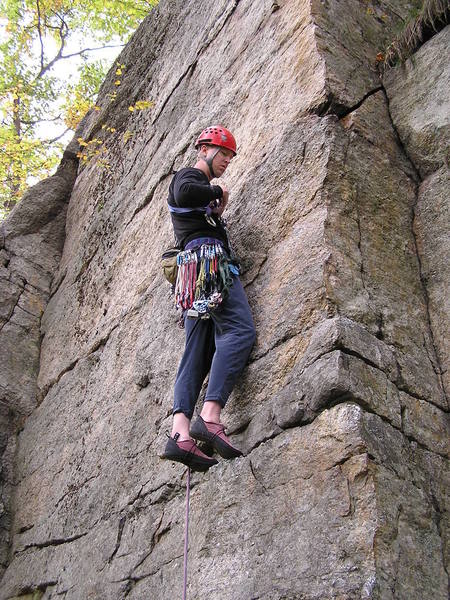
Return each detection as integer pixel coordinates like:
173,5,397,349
0,0,158,218
383,0,450,68
62,60,107,130
75,87,154,174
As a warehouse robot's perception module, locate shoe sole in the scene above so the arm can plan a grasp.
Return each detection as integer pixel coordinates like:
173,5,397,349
161,452,213,472
190,423,242,460
161,439,218,472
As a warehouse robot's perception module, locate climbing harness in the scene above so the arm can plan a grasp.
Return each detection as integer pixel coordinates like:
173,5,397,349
168,199,220,228
174,243,234,319
183,467,191,600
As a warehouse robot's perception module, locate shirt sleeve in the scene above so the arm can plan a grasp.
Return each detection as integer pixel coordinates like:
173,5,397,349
173,170,223,207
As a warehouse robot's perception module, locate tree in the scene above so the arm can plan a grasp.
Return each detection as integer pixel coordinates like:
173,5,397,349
0,0,158,217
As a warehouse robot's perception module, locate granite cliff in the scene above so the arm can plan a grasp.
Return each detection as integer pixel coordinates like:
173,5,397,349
0,1,449,598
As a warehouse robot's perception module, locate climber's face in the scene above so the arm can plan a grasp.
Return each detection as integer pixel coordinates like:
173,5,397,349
199,144,233,178
211,146,234,177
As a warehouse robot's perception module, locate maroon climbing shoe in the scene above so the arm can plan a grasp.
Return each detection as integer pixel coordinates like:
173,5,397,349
190,416,243,459
161,433,218,472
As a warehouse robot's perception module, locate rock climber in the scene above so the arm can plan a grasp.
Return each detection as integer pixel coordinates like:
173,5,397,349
162,125,256,472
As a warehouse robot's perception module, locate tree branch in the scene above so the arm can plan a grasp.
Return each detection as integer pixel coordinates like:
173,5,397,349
36,13,69,79
13,97,21,138
60,43,125,60
36,0,45,72
21,114,62,126
43,128,71,145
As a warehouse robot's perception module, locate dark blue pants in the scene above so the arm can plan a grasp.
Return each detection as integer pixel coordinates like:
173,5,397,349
173,275,256,419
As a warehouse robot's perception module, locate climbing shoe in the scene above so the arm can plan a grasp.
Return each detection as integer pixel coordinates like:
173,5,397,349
161,433,218,472
190,416,243,459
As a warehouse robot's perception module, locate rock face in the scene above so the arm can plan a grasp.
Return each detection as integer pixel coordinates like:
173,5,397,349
0,2,448,599
0,152,77,577
384,25,450,400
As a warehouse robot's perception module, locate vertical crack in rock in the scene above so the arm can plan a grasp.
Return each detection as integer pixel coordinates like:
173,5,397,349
430,491,449,581
48,268,67,301
0,277,26,334
381,84,448,404
108,515,127,563
344,123,384,340
249,458,268,493
390,503,404,597
379,87,420,180
74,246,100,284
339,466,353,518
243,253,268,289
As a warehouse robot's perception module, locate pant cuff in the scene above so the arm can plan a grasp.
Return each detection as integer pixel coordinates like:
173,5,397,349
173,407,193,419
204,396,226,408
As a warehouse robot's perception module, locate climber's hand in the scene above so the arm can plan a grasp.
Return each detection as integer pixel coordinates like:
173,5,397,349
214,183,228,215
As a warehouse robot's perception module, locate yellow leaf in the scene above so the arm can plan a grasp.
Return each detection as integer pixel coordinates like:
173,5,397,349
123,130,134,144
133,100,153,110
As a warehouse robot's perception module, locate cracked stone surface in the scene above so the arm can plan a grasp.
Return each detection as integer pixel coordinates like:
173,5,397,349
383,26,450,179
0,0,448,598
384,24,450,400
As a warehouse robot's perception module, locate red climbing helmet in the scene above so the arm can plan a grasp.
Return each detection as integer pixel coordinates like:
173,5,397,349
195,125,237,155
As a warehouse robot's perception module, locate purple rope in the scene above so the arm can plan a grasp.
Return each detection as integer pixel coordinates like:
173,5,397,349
183,467,191,600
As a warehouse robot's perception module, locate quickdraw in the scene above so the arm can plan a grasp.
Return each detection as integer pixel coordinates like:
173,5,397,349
175,250,198,310
174,243,233,317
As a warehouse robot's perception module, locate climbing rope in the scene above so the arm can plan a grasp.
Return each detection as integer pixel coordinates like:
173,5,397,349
183,468,191,600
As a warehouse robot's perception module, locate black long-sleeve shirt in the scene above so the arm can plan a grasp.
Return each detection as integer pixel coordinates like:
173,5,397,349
167,167,229,249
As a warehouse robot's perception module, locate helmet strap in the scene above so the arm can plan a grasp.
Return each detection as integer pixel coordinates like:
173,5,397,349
203,146,221,179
